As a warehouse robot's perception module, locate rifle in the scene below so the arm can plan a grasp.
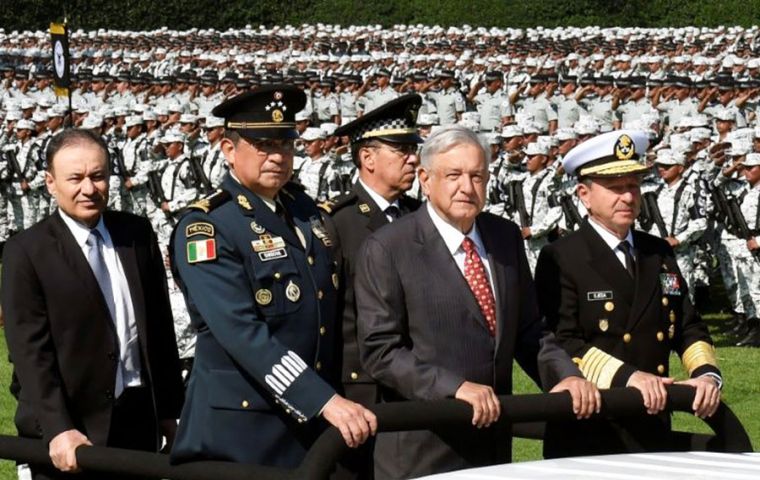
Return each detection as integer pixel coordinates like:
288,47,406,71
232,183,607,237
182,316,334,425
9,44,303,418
726,194,760,262
643,191,669,238
711,187,737,234
511,180,530,228
112,147,129,179
559,194,584,230
187,153,213,195
147,170,167,205
3,148,26,184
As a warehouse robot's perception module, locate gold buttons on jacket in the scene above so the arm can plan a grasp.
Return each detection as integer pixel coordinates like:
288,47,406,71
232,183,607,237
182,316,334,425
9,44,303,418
662,297,669,307
623,333,632,343
319,326,326,336
657,331,665,342
318,290,324,300
350,372,359,380
307,255,315,265
316,361,322,371
669,311,676,323
242,400,250,408
332,273,339,289
657,365,665,374
604,301,615,312
274,272,282,280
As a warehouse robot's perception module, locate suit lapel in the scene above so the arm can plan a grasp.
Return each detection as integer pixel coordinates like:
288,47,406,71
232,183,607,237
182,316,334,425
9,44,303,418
580,220,635,306
48,212,116,333
627,232,660,330
415,209,492,335
478,216,510,353
104,213,147,334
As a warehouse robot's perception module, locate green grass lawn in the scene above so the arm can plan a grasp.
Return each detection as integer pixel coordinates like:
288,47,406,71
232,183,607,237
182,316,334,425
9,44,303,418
0,310,755,477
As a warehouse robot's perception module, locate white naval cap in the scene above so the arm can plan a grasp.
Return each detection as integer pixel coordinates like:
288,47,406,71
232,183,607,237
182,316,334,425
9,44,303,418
562,130,650,178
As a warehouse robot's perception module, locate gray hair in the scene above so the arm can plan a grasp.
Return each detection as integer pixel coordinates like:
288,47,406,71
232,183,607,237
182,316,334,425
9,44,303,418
419,124,489,171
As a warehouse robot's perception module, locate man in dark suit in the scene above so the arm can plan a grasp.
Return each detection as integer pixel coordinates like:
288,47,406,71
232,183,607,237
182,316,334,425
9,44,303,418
320,94,423,478
535,130,722,457
169,86,376,469
355,124,600,479
1,128,184,479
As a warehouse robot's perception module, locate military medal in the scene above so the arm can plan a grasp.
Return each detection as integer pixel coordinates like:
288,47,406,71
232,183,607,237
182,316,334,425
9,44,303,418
285,281,301,302
255,289,272,306
251,221,266,234
660,273,681,296
311,220,333,247
251,234,286,252
598,319,609,332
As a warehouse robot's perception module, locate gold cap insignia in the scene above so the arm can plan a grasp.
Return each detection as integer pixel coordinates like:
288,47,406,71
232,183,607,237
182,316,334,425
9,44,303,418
285,281,301,302
255,289,272,306
614,134,635,161
272,109,284,123
237,194,253,211
599,319,609,332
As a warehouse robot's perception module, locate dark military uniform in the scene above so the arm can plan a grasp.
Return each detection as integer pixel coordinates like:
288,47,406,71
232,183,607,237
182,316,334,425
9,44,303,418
321,182,420,405
169,177,339,467
535,129,721,457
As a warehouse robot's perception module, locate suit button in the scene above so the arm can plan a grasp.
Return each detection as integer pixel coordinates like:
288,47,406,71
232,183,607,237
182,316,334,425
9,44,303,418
319,326,326,336
656,331,664,342
350,372,359,380
274,272,282,280
315,361,322,371
318,290,324,300
657,364,665,374
241,400,249,408
662,297,669,307
307,256,315,265
623,333,632,343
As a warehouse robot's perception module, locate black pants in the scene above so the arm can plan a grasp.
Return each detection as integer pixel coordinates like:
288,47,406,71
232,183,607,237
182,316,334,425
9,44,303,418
30,387,160,480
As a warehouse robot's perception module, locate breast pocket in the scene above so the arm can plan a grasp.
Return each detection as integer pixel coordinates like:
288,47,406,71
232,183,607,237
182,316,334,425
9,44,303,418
249,252,304,316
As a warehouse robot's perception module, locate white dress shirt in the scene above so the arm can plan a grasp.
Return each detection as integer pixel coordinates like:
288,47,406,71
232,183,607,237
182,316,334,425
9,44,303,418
59,209,142,396
588,216,635,267
426,202,494,297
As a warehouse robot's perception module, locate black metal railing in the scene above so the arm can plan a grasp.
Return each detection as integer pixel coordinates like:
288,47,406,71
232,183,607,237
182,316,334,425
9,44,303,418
0,385,751,480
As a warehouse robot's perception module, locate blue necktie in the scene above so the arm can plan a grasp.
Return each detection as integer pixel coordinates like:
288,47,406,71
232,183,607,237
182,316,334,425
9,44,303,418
86,230,116,320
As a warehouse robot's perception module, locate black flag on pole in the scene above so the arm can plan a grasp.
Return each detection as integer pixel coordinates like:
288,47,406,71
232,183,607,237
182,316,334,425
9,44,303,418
49,23,70,97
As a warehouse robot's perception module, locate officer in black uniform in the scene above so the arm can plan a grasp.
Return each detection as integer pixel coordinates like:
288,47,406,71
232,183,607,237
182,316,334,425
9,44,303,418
320,94,423,479
535,130,722,458
169,85,376,469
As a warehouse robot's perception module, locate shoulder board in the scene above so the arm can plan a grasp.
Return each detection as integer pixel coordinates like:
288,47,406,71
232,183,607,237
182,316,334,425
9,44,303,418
320,192,357,215
187,189,231,213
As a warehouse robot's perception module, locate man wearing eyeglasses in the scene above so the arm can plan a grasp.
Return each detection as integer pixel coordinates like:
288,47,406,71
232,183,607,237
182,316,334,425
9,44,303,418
169,85,377,468
319,94,423,479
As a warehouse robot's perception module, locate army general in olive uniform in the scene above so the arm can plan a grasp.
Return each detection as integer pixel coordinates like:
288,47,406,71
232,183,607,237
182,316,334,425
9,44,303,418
535,130,722,458
169,85,376,469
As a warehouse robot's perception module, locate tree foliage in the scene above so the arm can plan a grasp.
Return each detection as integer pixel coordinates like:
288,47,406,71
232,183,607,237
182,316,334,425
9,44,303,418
4,0,760,32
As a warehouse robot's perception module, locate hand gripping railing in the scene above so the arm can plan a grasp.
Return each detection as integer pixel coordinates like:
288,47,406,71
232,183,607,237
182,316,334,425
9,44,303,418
0,385,751,480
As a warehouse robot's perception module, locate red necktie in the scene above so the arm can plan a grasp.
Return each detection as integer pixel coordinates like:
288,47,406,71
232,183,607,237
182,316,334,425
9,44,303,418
462,237,496,336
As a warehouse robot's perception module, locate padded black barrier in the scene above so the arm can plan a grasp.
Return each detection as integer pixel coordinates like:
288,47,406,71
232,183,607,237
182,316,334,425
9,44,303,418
0,385,750,480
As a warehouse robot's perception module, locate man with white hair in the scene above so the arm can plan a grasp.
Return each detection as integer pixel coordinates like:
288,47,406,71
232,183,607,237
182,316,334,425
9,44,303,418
356,123,599,479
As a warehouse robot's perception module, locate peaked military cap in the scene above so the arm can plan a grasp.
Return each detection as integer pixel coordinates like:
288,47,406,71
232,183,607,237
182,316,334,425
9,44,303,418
563,130,650,179
334,93,422,144
212,84,306,140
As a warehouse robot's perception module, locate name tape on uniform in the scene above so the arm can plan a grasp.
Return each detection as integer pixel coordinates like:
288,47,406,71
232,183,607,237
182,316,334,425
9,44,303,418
587,290,613,301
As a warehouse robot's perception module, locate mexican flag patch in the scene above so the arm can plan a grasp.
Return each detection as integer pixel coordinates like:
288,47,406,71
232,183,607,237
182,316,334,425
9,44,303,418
187,238,217,263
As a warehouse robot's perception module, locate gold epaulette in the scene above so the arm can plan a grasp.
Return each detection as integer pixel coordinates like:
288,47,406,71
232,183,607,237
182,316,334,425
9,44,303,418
187,190,231,213
318,200,336,214
577,347,625,389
